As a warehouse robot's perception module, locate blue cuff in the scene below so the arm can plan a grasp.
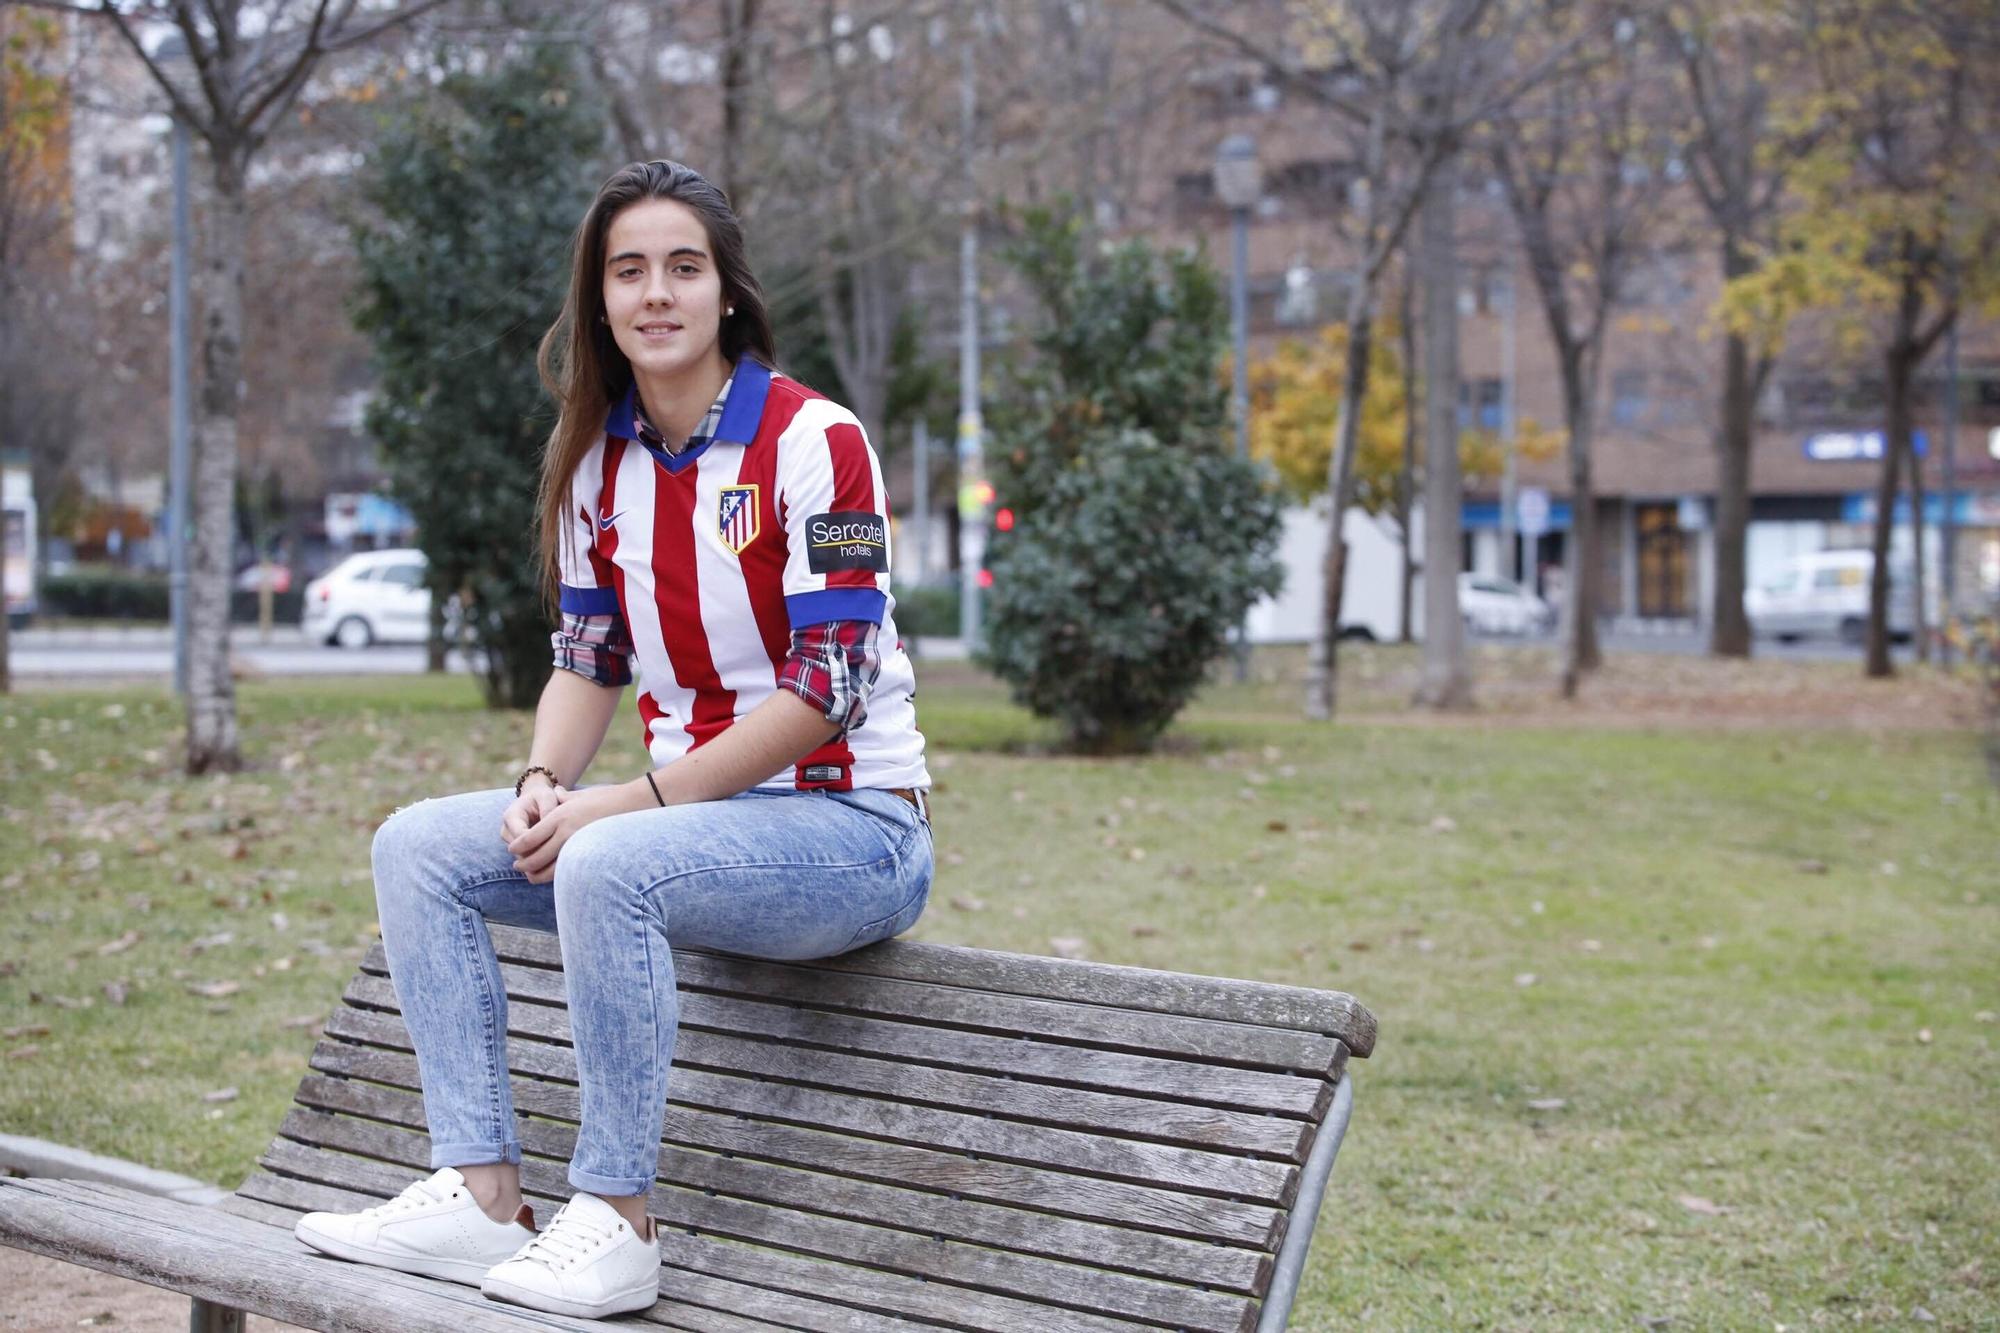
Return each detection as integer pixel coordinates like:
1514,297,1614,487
785,588,886,628
559,583,620,615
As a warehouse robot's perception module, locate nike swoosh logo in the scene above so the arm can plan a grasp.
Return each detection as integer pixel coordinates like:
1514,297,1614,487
598,510,627,531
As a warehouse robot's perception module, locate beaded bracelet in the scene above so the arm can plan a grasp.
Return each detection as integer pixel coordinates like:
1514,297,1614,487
514,764,561,797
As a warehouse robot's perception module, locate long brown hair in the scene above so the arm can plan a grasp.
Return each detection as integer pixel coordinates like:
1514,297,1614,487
535,161,777,609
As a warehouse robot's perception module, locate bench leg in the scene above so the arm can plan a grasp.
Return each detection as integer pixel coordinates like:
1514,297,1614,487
189,1297,246,1333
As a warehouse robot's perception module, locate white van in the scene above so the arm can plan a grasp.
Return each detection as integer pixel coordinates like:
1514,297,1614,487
1744,549,1914,645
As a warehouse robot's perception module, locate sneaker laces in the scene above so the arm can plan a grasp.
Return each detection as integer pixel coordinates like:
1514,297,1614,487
514,1201,620,1272
362,1174,457,1220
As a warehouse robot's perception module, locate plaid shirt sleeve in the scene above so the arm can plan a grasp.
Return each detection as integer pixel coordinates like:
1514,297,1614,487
550,608,634,688
780,619,881,736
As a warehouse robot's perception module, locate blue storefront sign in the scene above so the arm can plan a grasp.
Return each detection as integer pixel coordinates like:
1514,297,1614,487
1842,491,2000,525
1461,499,1573,531
1804,430,1928,462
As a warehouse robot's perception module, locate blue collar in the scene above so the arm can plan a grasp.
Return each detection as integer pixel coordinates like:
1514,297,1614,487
605,358,774,463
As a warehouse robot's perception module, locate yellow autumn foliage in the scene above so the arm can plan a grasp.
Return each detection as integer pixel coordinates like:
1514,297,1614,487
1247,324,1408,512
1245,323,1561,511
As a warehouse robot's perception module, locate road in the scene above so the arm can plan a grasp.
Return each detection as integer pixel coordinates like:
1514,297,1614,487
8,625,471,680
6,626,967,680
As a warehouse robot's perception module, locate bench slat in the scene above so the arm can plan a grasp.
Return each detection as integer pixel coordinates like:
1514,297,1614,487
240,1167,1179,1333
286,1066,1272,1294
319,1005,1307,1207
227,1175,935,1333
0,1177,599,1331
345,969,1312,1160
313,1025,1284,1253
489,926,1374,1053
369,941,1342,1075
265,1114,1260,1332
354,957,1327,1117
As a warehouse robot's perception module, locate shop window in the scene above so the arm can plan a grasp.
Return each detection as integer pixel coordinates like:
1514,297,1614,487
1611,370,1648,427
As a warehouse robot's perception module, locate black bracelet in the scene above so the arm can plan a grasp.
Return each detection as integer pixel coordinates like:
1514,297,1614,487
515,764,560,797
644,771,665,806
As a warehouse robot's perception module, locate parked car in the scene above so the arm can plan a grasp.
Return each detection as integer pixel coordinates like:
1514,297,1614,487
1458,573,1556,636
301,548,430,648
1745,549,1914,645
233,562,293,593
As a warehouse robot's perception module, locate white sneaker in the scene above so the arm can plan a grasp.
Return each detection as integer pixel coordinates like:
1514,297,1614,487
480,1192,660,1319
293,1166,538,1286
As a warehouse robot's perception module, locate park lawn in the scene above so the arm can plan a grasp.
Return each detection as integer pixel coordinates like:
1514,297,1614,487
1,653,1994,1331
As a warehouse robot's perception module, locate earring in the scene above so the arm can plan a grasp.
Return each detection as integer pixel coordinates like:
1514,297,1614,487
726,306,736,316
598,314,607,324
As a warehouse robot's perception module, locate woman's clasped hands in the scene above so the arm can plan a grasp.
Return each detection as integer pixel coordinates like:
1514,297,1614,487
500,781,652,883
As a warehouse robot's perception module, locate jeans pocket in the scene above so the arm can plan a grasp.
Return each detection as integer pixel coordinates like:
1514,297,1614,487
839,881,930,955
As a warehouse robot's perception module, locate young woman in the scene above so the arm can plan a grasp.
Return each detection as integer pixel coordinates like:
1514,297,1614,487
292,160,932,1320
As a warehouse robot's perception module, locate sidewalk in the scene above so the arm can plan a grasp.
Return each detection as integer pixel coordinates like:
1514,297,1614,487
13,623,309,648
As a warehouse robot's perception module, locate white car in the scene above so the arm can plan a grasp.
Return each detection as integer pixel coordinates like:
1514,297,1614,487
1458,573,1555,636
301,549,431,648
1745,549,1914,645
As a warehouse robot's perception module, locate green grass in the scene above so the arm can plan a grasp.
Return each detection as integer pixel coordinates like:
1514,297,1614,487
2,655,1995,1330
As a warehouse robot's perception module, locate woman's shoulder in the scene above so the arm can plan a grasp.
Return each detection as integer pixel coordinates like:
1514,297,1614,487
763,372,867,437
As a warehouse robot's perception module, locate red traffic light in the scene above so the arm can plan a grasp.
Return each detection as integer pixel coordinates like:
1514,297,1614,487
994,507,1015,533
977,568,994,589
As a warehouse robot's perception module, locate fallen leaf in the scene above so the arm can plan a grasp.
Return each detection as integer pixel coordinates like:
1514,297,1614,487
2,1024,50,1040
202,1086,239,1103
97,931,141,956
1917,1028,1933,1044
6,1045,39,1060
1676,1194,1729,1216
1796,859,1828,875
947,895,986,913
187,980,241,999
1049,937,1087,960
1579,939,1603,953
1126,847,1147,862
1527,1098,1568,1111
1428,815,1458,834
1264,819,1288,833
221,838,249,861
188,932,235,955
102,981,128,1007
1130,924,1160,938
1515,973,1538,987
1877,861,1898,876
279,1013,323,1030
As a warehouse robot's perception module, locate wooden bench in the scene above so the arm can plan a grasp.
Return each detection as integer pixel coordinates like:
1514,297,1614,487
0,923,1376,1331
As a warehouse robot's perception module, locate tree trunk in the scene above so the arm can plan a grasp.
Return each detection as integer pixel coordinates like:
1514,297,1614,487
1397,269,1418,644
1905,431,1928,663
1560,353,1601,698
426,588,447,673
1415,158,1471,710
1303,290,1378,720
186,147,246,773
719,0,758,214
1867,263,1923,680
1709,236,1756,658
0,582,10,695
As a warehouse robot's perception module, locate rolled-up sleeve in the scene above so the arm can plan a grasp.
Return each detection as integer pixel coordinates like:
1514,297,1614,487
779,619,881,736
551,606,632,687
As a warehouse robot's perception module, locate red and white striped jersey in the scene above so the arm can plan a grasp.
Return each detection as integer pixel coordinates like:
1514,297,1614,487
558,357,927,792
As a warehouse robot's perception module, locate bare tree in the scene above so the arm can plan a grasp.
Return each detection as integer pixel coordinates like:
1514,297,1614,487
1488,3,1674,697
0,7,82,694
1153,0,1557,717
1654,2,1821,659
1413,151,1471,706
30,0,449,770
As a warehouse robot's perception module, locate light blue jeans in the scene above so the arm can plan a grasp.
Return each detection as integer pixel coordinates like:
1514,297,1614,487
371,785,932,1197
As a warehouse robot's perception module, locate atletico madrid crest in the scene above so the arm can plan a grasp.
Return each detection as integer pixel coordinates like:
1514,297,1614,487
718,484,760,554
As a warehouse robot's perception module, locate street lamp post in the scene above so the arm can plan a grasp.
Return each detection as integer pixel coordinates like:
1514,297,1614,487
168,113,193,698
1213,133,1261,681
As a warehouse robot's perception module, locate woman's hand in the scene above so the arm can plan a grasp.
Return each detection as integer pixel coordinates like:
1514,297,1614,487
499,783,564,845
507,782,650,884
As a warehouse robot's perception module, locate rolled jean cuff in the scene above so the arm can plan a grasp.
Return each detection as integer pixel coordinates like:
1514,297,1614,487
566,1162,657,1199
429,1139,522,1170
